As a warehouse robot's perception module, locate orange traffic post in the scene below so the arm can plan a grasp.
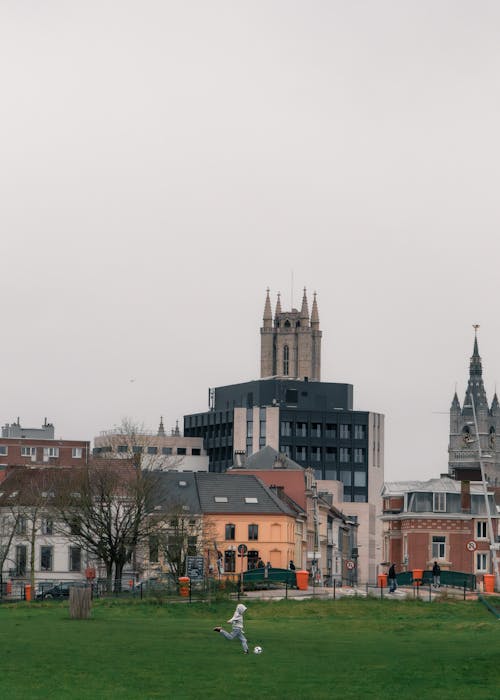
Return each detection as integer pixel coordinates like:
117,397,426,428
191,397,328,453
412,569,423,586
377,573,388,588
483,574,495,593
6,581,12,595
179,576,190,597
25,584,32,601
295,570,309,591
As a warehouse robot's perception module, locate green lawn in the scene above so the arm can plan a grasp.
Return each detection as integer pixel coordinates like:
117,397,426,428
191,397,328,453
0,597,498,699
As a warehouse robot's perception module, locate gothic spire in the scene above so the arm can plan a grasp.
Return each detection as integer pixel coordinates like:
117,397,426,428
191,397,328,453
275,292,282,317
463,325,488,413
451,391,460,411
311,291,320,328
263,288,272,329
300,287,309,326
157,416,166,437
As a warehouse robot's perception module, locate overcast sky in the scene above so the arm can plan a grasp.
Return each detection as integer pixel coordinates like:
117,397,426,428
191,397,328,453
2,2,500,481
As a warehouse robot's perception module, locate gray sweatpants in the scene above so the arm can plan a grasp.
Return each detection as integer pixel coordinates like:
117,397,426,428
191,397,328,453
219,626,248,652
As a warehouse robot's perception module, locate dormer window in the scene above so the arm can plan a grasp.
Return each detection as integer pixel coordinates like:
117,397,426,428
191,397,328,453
433,492,446,512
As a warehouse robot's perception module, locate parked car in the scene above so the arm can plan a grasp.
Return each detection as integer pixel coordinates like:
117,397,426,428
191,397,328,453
36,582,88,600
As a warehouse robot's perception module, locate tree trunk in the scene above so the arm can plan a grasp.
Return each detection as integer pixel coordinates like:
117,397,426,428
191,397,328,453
69,587,92,619
29,520,36,591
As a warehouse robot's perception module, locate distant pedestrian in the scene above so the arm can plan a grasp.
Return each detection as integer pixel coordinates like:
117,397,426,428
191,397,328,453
213,603,249,654
432,561,441,588
388,563,397,593
289,560,296,570
256,558,265,569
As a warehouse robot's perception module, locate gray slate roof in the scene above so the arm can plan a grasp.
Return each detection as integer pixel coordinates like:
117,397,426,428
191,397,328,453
196,473,296,516
147,471,201,514
232,445,304,471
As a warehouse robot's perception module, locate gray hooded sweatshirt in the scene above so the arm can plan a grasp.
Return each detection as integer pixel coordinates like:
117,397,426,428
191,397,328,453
228,604,247,630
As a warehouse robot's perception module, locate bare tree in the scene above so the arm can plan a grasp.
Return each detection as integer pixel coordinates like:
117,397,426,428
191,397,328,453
52,459,162,592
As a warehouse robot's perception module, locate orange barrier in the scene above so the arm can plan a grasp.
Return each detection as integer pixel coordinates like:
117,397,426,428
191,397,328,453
412,569,423,586
25,584,32,601
377,573,388,588
179,576,190,597
6,581,12,595
295,570,309,591
483,574,495,593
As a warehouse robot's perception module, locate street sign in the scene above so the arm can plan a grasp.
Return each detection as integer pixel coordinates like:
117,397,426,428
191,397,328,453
186,555,204,581
237,544,248,555
346,560,355,570
466,540,477,552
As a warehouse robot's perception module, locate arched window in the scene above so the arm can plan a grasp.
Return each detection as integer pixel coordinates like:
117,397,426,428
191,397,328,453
283,345,289,375
284,319,291,328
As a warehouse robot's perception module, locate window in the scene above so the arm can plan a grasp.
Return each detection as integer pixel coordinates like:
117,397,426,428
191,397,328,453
281,445,291,457
177,448,186,455
354,471,366,487
69,546,81,572
295,446,307,461
16,545,27,576
339,447,350,463
432,536,446,559
280,421,292,437
72,447,83,458
147,446,158,455
354,448,365,464
132,446,143,454
214,496,228,503
339,424,351,439
244,497,258,504
340,470,352,487
0,446,7,455
325,423,336,439
224,550,235,573
192,448,201,456
187,536,197,556
248,524,258,540
296,422,307,437
41,518,53,535
310,446,321,462
354,494,366,502
476,552,488,572
40,546,53,571
311,423,321,438
225,523,235,540
162,447,173,455
354,425,366,440
46,447,59,458
21,446,36,457
260,421,266,438
15,516,27,535
283,345,289,375
433,493,446,512
476,521,487,539
247,422,253,438
325,447,336,462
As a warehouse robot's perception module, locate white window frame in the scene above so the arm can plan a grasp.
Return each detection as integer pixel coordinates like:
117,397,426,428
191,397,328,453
72,447,83,458
476,552,488,572
0,446,7,456
45,447,59,458
431,535,446,559
476,520,487,540
433,492,446,512
21,446,36,457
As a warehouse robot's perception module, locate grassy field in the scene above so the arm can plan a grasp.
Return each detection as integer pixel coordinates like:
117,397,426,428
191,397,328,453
0,597,498,700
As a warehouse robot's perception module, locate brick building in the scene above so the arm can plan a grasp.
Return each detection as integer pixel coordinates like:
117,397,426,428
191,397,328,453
381,477,500,578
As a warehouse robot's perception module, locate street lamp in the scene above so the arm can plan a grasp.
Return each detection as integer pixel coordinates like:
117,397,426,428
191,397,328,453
463,396,500,592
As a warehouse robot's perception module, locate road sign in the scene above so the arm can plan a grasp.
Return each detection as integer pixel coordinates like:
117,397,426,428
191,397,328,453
466,540,477,552
346,560,355,570
186,555,204,581
237,544,248,555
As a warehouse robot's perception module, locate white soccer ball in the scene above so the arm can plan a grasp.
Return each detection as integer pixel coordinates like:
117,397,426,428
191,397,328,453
253,646,263,654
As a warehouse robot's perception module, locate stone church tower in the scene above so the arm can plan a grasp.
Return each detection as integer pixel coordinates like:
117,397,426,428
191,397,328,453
448,328,500,485
260,288,322,380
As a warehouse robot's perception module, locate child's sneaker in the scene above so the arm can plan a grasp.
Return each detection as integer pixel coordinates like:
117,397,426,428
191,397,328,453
213,627,221,632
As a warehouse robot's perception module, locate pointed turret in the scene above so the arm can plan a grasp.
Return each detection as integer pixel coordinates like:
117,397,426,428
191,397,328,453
157,416,166,437
311,291,319,329
491,392,499,413
275,292,282,318
300,288,310,327
263,288,272,329
463,325,488,413
451,392,460,411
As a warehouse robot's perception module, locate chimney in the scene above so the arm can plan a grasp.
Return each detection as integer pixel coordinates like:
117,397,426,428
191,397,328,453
233,450,246,468
461,480,471,513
